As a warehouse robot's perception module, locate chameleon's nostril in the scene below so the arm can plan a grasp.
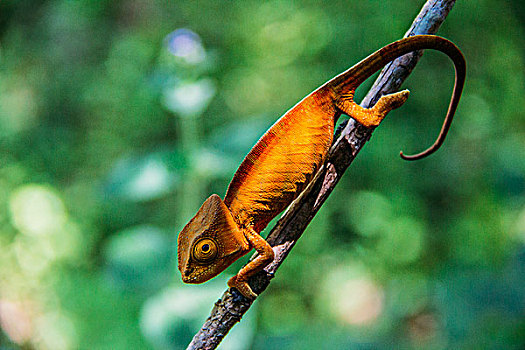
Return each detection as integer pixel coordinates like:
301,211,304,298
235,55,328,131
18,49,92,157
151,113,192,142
184,267,194,276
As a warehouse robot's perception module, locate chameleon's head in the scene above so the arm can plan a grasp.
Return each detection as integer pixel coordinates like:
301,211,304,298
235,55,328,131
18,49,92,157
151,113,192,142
177,194,250,284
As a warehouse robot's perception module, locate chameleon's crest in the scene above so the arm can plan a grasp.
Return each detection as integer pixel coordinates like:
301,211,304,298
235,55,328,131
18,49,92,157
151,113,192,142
177,194,250,284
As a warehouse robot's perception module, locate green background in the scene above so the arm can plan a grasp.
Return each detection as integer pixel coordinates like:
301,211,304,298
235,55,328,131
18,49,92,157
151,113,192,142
0,0,524,349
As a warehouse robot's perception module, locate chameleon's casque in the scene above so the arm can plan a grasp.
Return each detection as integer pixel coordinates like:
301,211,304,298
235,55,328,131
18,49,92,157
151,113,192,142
177,35,466,299
178,194,249,283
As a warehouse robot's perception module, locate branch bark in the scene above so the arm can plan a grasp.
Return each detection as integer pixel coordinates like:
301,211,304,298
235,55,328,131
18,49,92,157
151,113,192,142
187,1,457,349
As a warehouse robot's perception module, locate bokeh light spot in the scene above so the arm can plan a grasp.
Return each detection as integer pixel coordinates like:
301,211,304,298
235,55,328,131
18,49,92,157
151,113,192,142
165,29,206,65
163,78,216,117
0,300,33,344
318,265,384,326
0,84,38,134
13,234,55,275
36,311,77,350
127,158,173,201
9,185,67,236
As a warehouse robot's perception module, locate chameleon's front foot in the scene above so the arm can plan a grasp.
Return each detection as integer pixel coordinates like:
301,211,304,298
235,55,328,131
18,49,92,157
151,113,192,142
228,227,275,299
228,274,257,299
336,89,410,127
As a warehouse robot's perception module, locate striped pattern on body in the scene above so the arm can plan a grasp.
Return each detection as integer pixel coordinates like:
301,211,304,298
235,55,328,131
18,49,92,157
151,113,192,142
224,89,336,233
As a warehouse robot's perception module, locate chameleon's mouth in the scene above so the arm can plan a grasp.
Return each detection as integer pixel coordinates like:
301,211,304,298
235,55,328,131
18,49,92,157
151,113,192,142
181,267,196,283
182,275,198,283
180,266,213,284
181,272,198,284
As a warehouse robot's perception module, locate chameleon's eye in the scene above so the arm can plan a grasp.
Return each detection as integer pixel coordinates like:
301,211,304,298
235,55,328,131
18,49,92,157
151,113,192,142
193,238,218,262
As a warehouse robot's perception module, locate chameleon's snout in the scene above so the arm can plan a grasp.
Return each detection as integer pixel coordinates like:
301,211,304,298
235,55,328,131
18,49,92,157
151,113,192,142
183,267,194,278
181,267,199,284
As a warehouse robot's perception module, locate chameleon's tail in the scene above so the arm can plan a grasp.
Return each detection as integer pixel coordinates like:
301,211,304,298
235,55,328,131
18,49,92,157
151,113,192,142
329,35,466,160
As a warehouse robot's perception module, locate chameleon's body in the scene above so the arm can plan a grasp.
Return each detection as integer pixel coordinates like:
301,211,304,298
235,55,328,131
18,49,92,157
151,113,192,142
178,35,466,299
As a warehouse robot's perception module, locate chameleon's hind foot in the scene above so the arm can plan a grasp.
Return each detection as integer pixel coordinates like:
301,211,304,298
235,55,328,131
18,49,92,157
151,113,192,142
335,89,410,127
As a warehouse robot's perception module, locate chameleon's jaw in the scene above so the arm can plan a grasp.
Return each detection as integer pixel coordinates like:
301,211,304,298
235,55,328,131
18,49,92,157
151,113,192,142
179,262,220,284
181,273,199,284
180,269,206,284
180,264,202,283
181,267,195,283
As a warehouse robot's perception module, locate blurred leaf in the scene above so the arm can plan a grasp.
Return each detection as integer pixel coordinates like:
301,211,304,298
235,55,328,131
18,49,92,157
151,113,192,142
103,225,173,292
105,148,186,202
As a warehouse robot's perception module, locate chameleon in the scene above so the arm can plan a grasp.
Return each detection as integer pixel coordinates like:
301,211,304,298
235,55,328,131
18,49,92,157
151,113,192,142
177,35,466,299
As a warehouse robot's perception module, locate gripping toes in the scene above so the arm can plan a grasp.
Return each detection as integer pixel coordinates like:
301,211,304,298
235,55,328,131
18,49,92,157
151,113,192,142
375,90,410,116
336,89,410,128
228,274,257,299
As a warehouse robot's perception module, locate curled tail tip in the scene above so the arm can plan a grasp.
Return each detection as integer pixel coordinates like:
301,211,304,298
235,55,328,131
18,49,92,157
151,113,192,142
399,149,432,161
399,150,413,161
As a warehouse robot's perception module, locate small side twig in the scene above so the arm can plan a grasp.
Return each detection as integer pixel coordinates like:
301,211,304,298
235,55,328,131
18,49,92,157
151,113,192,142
187,1,457,349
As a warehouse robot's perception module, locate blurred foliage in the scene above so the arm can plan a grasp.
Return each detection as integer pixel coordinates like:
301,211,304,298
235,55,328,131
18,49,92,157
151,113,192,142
0,0,524,349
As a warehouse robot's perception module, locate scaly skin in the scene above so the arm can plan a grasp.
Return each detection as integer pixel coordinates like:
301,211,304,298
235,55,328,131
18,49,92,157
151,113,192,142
178,35,466,299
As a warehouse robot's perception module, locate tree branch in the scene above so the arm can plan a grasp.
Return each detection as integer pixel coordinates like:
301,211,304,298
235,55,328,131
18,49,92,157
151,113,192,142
186,1,457,349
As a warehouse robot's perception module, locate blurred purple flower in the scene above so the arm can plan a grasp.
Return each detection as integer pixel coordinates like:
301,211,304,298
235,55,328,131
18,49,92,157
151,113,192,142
164,28,205,64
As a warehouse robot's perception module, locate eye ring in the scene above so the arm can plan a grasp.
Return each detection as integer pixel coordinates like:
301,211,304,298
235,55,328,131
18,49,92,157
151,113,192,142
192,238,218,263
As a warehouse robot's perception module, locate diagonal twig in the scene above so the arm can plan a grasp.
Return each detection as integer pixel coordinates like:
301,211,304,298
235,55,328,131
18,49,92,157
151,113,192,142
186,1,457,349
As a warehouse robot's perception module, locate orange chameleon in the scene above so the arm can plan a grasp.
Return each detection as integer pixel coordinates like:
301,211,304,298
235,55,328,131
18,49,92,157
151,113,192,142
177,35,466,299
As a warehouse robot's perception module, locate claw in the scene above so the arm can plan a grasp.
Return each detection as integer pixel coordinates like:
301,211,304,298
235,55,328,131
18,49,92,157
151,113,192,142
228,275,257,299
